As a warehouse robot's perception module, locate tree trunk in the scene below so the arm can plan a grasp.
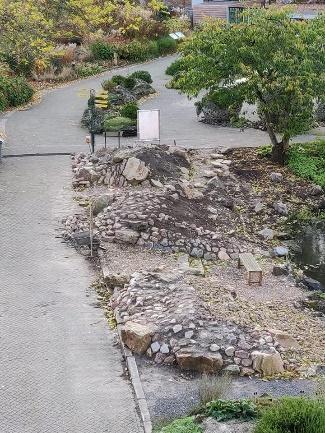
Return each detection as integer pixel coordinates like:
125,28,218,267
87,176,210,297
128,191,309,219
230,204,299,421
271,137,290,165
263,112,289,165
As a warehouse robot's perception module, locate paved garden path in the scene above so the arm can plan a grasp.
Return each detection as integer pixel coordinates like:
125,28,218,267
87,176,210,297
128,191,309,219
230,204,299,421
0,157,143,433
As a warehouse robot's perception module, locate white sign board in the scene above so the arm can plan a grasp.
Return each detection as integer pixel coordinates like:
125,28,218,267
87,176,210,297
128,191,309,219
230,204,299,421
137,109,160,141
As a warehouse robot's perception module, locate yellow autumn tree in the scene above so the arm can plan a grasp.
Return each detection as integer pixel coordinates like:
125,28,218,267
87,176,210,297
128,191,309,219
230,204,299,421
0,0,53,75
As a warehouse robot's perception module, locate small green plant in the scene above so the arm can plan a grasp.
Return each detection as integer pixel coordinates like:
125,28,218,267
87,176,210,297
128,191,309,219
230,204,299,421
157,36,177,55
120,102,138,120
254,397,325,433
104,116,135,132
159,417,202,433
129,70,152,84
203,399,257,422
90,41,114,61
257,145,272,158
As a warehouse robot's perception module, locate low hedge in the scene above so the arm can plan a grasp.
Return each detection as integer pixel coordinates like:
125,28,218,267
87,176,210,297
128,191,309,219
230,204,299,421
0,75,34,111
116,37,177,63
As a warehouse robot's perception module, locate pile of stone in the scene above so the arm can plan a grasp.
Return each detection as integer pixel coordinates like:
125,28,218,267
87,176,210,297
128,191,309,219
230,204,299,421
62,184,256,261
71,145,190,189
109,266,295,376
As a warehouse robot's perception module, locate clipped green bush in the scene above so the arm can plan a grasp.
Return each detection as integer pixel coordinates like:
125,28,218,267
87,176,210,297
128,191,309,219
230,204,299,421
0,76,34,111
124,76,136,90
254,397,325,433
111,75,127,86
287,140,325,188
157,36,177,55
90,41,114,61
129,70,152,84
104,116,135,132
120,102,138,120
159,417,202,433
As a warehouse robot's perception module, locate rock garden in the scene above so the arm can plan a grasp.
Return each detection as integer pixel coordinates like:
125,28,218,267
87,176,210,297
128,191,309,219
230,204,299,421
81,70,156,136
62,142,325,383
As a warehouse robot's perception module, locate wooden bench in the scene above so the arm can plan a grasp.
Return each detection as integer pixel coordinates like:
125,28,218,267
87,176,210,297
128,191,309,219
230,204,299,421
238,253,263,285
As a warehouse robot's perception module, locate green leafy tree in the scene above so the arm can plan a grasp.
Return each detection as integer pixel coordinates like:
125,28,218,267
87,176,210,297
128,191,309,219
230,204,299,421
173,9,325,163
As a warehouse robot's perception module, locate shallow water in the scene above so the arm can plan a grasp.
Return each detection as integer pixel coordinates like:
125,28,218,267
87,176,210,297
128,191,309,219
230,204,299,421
292,221,325,285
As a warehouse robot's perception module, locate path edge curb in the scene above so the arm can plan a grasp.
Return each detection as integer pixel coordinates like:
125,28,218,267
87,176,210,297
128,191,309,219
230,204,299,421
100,256,153,433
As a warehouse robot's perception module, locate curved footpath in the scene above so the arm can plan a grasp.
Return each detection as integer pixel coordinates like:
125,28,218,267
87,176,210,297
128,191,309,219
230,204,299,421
0,55,320,433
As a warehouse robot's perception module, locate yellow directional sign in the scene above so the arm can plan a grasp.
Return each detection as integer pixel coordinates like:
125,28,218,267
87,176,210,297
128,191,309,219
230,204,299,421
95,90,109,109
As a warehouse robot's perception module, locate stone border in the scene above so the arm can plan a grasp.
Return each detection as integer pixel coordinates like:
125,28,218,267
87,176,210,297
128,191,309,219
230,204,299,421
101,259,152,433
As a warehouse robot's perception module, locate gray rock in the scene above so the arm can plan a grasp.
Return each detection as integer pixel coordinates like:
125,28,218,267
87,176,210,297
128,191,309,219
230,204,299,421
272,265,288,276
209,344,220,352
160,343,170,354
270,172,283,182
223,364,240,375
273,246,289,257
218,250,230,261
173,324,183,334
254,202,264,213
259,228,274,240
225,346,235,357
151,341,160,353
123,157,149,183
191,247,204,258
185,330,194,339
274,202,288,216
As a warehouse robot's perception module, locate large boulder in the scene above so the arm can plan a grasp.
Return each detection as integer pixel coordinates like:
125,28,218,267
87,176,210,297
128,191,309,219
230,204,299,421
176,349,223,373
131,79,155,99
251,349,284,376
92,194,115,216
123,157,149,183
268,329,299,350
115,229,140,245
109,85,136,106
120,321,154,354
